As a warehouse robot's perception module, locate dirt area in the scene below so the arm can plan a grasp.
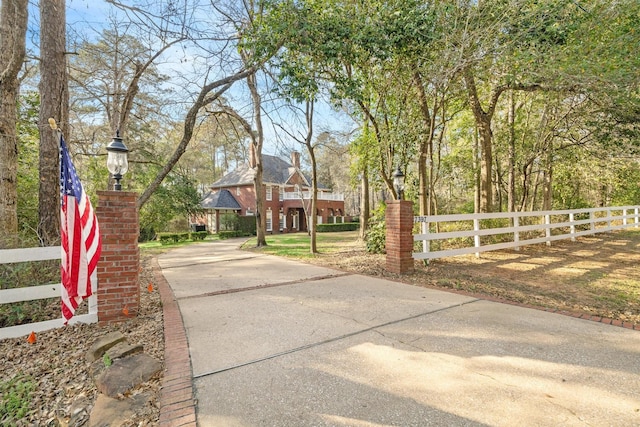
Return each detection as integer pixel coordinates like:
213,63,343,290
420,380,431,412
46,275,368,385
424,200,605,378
0,253,162,426
304,229,640,327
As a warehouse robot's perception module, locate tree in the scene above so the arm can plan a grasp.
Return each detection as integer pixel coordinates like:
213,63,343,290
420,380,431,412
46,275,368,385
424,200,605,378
277,101,319,253
38,0,67,245
101,1,275,217
0,0,28,246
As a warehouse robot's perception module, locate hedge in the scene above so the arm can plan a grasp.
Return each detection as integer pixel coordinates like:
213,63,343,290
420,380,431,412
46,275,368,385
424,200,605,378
218,230,242,239
237,216,257,235
158,231,208,244
191,231,208,241
316,222,360,232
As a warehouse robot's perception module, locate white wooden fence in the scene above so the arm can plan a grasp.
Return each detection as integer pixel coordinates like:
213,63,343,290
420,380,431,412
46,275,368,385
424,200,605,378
0,246,97,340
414,206,640,261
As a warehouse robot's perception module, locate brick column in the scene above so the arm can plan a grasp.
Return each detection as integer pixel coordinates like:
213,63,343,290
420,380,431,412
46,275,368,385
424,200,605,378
385,200,414,274
96,191,140,324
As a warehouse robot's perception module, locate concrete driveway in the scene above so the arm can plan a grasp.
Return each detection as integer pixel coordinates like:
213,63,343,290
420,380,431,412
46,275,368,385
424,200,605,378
158,239,640,426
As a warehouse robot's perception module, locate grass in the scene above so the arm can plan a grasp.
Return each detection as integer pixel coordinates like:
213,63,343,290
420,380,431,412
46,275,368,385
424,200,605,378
241,231,361,258
138,234,219,256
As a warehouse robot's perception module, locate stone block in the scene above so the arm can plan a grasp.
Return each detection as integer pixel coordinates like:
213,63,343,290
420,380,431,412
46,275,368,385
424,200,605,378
106,341,143,361
89,393,149,427
86,331,126,362
95,353,162,398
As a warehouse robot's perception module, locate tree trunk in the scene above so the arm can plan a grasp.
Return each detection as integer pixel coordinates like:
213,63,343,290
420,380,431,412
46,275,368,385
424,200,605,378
542,148,553,210
476,118,493,213
0,0,28,247
304,101,317,254
413,71,436,216
359,166,369,240
38,0,67,246
473,124,480,214
507,91,516,213
246,71,267,247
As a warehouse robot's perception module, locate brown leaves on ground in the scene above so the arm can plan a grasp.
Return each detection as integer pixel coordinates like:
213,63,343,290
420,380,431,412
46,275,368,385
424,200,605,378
0,254,163,426
305,230,640,326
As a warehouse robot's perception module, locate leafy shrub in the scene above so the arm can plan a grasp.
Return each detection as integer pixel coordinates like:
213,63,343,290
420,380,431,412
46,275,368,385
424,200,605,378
317,222,360,232
365,221,386,254
0,374,34,422
218,231,241,239
191,231,208,241
220,213,239,231
158,233,178,244
237,216,257,236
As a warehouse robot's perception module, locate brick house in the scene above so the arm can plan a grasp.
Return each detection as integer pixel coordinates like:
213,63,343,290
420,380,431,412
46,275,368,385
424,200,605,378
200,151,346,233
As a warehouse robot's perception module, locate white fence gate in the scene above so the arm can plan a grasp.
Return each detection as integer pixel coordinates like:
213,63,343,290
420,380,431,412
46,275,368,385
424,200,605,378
0,246,97,339
414,206,640,261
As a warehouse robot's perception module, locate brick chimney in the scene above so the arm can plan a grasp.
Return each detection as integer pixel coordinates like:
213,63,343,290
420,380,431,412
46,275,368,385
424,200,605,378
291,151,301,169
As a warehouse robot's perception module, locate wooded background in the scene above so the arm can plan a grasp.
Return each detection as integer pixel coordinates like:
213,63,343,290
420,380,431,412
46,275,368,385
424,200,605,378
1,0,638,248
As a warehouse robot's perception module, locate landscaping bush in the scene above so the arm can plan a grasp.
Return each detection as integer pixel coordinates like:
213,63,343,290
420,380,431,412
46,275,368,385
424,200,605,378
191,231,208,241
365,221,386,254
317,222,360,232
218,230,241,239
220,213,239,231
237,216,257,236
158,233,178,244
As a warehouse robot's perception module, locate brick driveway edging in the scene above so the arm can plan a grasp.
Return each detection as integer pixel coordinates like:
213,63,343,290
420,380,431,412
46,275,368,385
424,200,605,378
153,258,197,426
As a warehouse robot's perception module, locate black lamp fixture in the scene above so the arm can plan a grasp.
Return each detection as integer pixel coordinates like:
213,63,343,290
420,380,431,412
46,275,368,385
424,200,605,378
106,130,129,191
392,165,405,200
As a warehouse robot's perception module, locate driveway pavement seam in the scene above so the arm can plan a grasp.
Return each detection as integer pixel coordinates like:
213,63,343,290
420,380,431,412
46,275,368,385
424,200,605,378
192,297,481,380
177,272,353,300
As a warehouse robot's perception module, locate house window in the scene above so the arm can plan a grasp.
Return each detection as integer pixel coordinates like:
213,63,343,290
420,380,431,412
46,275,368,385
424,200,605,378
279,186,284,201
279,213,284,231
236,186,240,196
266,186,272,201
266,209,273,232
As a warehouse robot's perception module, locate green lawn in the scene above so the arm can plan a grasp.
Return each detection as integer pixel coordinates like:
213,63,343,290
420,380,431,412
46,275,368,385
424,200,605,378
242,231,361,258
138,235,219,256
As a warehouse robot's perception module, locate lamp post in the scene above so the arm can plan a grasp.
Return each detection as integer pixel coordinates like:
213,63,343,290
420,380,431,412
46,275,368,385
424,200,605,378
106,131,129,191
392,165,405,200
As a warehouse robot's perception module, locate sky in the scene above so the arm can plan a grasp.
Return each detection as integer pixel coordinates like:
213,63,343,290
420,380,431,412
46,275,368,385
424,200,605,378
27,0,357,161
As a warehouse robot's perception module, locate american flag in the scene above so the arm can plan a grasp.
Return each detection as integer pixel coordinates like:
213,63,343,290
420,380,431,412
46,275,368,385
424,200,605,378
59,133,101,323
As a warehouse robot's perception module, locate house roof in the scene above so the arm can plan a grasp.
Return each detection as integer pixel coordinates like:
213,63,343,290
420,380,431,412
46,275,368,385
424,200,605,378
211,154,318,188
201,189,241,210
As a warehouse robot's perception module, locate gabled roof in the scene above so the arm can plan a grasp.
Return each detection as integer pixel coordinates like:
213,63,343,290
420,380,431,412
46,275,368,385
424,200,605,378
201,189,241,210
211,154,313,188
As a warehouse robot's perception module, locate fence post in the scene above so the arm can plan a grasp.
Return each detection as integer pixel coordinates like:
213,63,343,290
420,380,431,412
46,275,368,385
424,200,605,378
569,213,576,241
513,215,520,251
473,218,480,257
96,191,140,325
545,214,551,246
421,221,429,255
636,207,639,228
385,200,414,274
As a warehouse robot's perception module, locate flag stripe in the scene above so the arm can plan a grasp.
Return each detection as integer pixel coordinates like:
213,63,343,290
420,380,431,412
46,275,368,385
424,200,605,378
59,133,101,323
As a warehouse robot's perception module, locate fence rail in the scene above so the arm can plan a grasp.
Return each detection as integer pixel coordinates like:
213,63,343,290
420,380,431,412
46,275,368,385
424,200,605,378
0,246,97,340
413,206,640,261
